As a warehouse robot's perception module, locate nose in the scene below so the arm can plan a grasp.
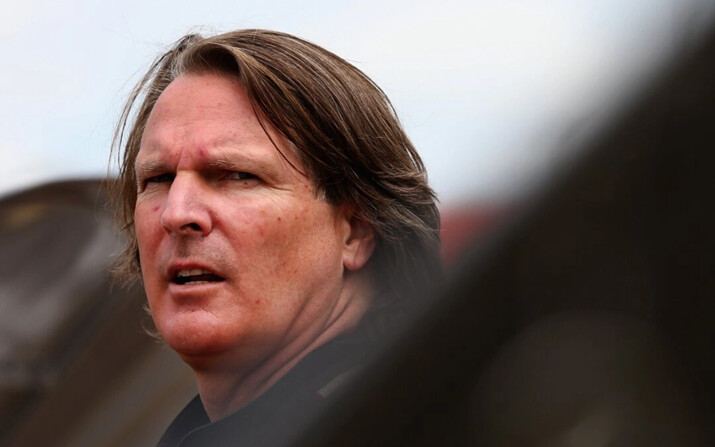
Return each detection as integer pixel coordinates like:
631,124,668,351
160,174,212,236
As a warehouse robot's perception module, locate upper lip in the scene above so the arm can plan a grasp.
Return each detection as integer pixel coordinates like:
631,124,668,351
166,262,225,282
176,268,214,277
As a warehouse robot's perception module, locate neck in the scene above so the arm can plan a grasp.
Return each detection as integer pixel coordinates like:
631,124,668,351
189,273,373,421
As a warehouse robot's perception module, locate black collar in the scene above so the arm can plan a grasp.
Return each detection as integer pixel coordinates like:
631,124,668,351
156,329,374,447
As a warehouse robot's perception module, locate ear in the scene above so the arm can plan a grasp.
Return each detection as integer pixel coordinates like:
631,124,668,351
339,209,376,271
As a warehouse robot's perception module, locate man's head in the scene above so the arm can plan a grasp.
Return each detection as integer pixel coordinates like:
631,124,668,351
132,70,380,376
113,30,441,363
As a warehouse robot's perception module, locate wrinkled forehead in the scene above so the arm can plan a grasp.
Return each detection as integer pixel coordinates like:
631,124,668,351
136,73,317,190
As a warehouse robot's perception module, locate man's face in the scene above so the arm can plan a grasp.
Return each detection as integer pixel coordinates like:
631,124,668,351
134,73,363,370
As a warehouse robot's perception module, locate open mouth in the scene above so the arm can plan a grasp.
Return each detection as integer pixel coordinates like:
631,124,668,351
172,268,225,285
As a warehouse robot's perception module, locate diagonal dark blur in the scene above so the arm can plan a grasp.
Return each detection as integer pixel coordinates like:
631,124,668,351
286,15,715,447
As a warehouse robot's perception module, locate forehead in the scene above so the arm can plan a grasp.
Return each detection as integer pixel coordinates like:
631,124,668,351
137,73,304,172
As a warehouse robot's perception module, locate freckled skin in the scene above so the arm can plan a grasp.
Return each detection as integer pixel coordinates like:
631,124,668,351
133,74,363,379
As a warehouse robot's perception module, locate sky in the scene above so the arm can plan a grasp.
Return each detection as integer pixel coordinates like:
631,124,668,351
2,0,713,204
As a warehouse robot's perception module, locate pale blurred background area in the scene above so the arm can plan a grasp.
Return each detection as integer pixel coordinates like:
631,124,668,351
2,0,714,203
2,1,715,446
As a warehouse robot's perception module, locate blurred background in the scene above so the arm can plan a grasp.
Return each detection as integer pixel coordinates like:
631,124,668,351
2,1,715,446
4,0,714,202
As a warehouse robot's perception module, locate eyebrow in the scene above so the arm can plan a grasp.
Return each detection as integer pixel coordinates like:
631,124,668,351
205,157,245,171
134,154,261,180
134,159,169,179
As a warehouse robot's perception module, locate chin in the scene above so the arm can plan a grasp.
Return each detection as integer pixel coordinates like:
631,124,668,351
157,311,233,358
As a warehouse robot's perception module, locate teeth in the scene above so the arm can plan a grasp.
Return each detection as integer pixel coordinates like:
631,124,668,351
176,268,212,277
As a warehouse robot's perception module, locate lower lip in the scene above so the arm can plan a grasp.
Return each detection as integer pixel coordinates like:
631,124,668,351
168,280,227,297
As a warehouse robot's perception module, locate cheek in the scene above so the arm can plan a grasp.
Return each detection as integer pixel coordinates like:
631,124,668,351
278,207,341,262
234,206,314,259
134,203,164,257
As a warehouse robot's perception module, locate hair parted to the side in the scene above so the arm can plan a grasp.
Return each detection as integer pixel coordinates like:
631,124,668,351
111,29,442,309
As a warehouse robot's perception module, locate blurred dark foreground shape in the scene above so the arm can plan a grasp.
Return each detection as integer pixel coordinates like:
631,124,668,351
288,19,715,447
2,19,715,447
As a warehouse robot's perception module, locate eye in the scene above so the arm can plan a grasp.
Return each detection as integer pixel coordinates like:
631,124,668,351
146,173,175,183
137,173,174,192
224,171,258,181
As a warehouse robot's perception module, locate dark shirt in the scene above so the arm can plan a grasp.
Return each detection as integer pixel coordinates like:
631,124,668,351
156,329,373,447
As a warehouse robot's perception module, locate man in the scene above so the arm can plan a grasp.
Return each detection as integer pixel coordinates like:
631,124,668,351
111,29,441,446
